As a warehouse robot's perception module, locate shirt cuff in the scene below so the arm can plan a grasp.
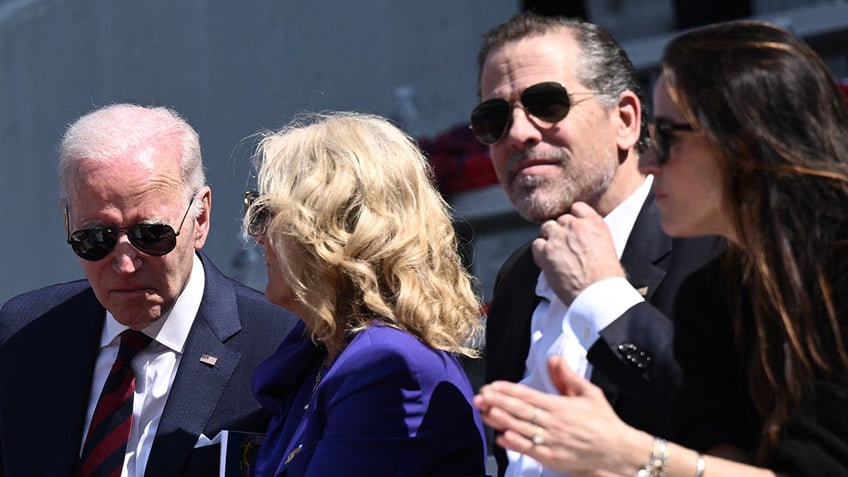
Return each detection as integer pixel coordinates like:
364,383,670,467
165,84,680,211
567,276,644,349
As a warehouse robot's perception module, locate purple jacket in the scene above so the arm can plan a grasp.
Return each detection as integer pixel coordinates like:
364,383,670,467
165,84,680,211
252,321,488,477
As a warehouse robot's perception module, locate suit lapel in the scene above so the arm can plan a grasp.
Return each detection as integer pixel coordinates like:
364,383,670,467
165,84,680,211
490,197,672,386
591,193,671,401
489,195,672,403
485,244,542,385
5,288,104,476
144,257,242,476
619,193,671,302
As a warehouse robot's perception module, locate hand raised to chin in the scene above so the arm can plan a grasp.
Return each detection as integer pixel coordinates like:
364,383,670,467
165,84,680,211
531,202,625,304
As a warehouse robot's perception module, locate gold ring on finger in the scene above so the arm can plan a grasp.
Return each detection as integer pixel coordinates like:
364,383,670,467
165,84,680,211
532,426,544,446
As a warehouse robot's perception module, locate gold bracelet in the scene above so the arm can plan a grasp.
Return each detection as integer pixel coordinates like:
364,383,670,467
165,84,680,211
636,437,669,477
694,453,706,477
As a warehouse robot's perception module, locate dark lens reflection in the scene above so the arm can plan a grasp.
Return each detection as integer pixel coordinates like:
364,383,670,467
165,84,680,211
244,191,271,237
469,82,575,145
521,82,571,123
66,198,193,261
69,223,179,261
649,119,694,165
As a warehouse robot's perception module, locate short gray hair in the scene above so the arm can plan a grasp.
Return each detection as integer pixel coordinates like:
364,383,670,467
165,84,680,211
58,103,206,211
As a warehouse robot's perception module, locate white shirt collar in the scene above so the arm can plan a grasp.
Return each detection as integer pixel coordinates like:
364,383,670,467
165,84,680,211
535,175,653,300
518,176,654,477
603,175,653,259
101,253,205,353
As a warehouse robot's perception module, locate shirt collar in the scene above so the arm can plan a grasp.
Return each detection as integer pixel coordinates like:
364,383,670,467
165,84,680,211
535,175,653,300
101,253,205,353
603,175,653,259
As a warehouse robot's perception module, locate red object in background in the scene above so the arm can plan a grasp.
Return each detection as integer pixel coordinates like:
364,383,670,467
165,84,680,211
418,123,499,197
420,78,848,198
840,78,848,99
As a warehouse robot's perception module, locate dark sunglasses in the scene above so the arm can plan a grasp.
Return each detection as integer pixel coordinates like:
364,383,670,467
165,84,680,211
67,198,195,261
244,191,271,237
649,118,695,165
469,82,595,145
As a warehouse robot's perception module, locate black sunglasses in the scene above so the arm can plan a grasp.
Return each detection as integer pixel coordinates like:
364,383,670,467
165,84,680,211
244,191,271,238
469,82,595,145
67,198,195,261
649,118,695,165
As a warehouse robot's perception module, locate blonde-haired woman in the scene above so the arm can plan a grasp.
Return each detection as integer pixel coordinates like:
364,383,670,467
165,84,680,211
244,111,488,476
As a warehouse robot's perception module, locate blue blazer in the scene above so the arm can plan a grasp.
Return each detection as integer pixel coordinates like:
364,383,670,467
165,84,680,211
0,252,299,477
253,321,488,477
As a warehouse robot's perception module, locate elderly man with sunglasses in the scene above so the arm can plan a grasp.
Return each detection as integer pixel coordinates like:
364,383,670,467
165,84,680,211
470,13,722,477
0,104,298,477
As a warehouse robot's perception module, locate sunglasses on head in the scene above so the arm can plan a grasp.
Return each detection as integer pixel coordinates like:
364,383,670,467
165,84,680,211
649,118,695,165
244,191,271,238
469,82,596,145
67,198,195,261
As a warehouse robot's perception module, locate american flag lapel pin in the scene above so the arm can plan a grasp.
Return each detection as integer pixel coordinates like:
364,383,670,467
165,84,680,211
199,354,218,366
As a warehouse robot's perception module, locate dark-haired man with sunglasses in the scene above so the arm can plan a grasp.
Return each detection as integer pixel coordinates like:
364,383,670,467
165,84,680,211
0,104,298,477
472,13,721,477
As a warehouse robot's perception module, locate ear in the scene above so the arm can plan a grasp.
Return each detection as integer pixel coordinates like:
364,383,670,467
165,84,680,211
60,198,71,237
613,90,642,152
193,186,212,249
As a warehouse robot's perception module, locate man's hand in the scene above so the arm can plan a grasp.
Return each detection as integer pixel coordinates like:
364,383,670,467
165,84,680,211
531,202,625,304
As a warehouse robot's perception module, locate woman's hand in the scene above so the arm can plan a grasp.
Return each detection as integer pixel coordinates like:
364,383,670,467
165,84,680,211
473,355,649,475
475,357,783,477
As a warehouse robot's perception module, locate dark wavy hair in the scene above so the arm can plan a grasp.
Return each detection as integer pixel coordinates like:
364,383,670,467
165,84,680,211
662,20,848,461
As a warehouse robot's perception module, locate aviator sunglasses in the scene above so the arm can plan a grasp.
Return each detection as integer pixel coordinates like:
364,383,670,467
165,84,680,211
67,198,195,261
649,118,695,165
244,191,271,238
469,82,596,145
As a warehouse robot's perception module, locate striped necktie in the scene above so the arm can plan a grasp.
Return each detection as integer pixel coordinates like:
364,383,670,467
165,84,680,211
77,330,152,477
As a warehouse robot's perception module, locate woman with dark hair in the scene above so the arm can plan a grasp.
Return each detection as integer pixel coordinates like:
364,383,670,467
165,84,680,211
474,20,848,476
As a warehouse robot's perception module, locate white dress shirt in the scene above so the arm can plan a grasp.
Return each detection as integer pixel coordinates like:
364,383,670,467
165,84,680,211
505,177,653,477
80,254,205,477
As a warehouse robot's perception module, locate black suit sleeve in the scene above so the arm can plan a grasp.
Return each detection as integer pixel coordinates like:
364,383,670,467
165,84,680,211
585,236,724,439
587,300,680,437
592,300,677,388
483,244,538,387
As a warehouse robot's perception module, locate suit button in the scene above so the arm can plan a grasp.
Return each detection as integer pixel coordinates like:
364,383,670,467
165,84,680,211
617,343,652,369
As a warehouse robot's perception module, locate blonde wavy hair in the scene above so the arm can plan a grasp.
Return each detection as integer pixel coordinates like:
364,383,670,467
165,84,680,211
247,111,483,359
